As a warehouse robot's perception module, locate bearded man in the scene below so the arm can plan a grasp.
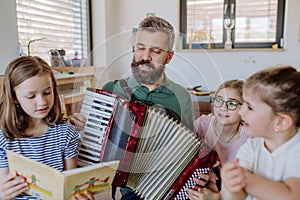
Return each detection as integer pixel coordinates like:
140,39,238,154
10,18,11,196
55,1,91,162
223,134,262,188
73,16,193,131
72,16,194,200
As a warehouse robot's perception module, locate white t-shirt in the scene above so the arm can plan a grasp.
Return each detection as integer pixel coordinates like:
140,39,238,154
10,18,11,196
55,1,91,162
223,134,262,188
236,130,300,200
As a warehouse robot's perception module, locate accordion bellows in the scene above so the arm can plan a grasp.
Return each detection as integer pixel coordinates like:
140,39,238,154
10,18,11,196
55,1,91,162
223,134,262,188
78,88,219,200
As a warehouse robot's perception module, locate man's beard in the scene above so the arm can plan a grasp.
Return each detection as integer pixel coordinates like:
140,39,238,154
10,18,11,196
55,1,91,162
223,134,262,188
131,58,165,84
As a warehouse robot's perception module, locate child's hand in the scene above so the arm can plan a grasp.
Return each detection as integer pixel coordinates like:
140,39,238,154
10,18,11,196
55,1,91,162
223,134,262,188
70,190,95,200
221,158,247,193
0,171,29,200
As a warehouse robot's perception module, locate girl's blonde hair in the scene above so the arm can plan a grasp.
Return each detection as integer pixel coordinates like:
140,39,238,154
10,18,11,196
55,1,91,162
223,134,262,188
214,79,244,98
244,66,300,127
0,56,63,140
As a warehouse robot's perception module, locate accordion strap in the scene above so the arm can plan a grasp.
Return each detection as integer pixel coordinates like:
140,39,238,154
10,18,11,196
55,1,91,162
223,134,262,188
119,79,133,100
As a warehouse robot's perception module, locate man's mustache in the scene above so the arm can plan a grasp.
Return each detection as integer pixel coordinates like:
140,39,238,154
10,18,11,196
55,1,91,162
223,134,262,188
131,59,152,68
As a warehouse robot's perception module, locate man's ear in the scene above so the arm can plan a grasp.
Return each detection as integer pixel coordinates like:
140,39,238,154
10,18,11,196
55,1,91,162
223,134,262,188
274,114,294,132
165,50,174,64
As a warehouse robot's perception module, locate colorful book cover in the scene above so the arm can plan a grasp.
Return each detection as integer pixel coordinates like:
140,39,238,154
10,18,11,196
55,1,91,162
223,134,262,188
7,150,119,200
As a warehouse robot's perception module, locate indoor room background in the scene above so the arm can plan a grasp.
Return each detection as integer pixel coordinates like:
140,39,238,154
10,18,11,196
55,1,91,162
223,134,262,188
1,0,299,93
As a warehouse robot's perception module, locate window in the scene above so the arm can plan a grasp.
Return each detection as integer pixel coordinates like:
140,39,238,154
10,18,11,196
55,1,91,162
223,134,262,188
180,0,285,49
16,0,91,65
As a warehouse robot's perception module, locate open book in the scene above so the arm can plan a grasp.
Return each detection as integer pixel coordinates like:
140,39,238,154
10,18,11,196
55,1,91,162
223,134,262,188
7,150,119,200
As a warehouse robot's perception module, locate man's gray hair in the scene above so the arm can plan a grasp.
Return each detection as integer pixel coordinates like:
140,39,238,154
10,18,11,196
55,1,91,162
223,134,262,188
138,16,175,50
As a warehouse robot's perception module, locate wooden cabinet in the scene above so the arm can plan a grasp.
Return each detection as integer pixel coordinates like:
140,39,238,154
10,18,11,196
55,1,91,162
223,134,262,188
53,67,97,117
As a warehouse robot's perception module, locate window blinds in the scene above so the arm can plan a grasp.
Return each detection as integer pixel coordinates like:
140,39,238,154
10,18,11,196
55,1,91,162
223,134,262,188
186,0,278,45
16,0,90,64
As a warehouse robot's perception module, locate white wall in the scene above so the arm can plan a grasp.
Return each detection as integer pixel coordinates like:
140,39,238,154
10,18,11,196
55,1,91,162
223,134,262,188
0,1,19,75
90,0,107,68
92,0,300,91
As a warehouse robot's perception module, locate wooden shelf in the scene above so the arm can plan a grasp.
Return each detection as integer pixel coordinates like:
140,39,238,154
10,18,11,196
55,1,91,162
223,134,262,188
64,95,84,105
54,66,96,87
55,73,95,85
54,66,96,116
60,90,85,104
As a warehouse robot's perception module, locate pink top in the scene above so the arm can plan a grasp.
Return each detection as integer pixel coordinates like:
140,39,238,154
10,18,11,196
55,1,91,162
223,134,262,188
194,114,248,165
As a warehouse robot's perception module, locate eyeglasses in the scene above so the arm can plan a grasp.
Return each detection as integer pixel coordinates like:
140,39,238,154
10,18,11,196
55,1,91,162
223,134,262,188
213,97,242,111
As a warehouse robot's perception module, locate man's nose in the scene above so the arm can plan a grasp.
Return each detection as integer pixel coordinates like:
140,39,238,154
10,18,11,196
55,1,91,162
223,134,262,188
141,48,152,61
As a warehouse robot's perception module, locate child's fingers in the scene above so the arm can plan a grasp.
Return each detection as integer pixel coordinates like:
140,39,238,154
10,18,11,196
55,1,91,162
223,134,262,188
222,158,239,171
221,159,248,193
223,167,246,193
84,190,95,200
221,159,240,179
70,191,94,200
226,180,246,193
0,171,16,184
0,176,28,200
9,181,28,195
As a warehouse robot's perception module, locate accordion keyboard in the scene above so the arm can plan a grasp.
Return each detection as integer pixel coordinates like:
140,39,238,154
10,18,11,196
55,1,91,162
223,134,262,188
77,89,116,166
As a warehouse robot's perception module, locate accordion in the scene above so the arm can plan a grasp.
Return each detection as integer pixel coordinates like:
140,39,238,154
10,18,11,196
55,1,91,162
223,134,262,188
77,88,219,200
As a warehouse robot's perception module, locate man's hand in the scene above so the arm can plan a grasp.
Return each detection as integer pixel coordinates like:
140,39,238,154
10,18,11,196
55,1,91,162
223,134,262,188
187,177,221,200
70,113,87,132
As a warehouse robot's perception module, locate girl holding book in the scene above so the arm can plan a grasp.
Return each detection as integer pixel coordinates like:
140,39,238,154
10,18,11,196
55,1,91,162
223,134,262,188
0,56,94,200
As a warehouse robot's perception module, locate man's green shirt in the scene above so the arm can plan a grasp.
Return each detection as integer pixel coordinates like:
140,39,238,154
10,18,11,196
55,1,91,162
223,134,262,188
102,75,194,130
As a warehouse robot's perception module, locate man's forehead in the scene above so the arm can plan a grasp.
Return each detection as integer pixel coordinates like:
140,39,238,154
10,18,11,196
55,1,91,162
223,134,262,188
136,30,169,49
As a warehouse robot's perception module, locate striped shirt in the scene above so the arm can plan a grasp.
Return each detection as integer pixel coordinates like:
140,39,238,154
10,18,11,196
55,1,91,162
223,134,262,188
0,122,79,200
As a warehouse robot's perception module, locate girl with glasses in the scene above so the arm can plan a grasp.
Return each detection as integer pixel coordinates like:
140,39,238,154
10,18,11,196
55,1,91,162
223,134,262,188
187,79,247,200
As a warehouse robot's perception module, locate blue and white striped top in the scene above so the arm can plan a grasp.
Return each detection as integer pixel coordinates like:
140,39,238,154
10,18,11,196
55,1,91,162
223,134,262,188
0,122,79,200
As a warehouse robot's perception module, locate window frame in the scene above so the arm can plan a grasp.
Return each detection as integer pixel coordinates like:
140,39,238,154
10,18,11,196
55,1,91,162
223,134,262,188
180,0,286,49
